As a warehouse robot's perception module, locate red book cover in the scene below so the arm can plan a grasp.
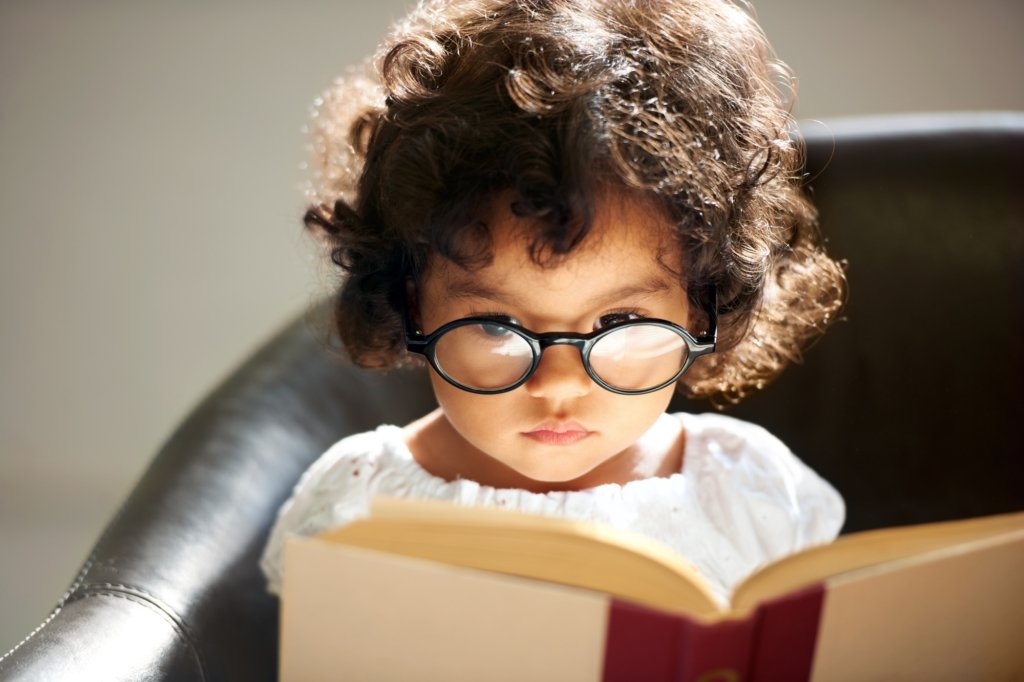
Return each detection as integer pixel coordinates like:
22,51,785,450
746,584,824,681
603,600,756,681
602,584,824,682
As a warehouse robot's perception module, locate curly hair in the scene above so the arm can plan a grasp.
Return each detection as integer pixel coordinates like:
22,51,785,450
303,0,846,403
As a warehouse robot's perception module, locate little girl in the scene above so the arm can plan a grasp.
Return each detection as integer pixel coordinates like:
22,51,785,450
261,0,847,604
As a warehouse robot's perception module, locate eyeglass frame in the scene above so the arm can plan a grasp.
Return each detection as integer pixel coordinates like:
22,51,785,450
402,285,718,396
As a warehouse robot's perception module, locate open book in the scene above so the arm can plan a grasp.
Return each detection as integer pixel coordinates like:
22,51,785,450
280,498,1024,681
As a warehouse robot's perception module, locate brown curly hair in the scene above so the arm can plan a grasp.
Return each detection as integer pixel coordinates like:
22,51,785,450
303,0,846,403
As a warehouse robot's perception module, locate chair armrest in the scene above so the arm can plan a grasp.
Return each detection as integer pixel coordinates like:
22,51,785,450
0,302,434,681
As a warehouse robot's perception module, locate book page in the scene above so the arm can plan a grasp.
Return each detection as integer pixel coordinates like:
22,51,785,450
281,539,609,681
315,496,725,619
732,510,1024,612
810,529,1024,680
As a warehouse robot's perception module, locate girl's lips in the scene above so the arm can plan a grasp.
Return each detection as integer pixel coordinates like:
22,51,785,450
522,422,591,445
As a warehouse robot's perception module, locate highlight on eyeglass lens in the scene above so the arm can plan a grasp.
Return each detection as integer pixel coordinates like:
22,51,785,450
432,321,690,392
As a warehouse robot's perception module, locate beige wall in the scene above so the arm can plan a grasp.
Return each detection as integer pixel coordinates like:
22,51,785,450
2,0,1022,653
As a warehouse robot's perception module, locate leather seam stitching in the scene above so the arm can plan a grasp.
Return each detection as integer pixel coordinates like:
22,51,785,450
0,552,97,666
65,584,208,681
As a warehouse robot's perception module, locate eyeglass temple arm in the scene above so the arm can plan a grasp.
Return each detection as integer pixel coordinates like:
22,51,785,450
399,293,429,352
696,285,718,347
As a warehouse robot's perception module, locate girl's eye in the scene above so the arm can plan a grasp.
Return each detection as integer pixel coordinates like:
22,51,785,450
480,321,512,338
595,310,642,329
471,314,518,338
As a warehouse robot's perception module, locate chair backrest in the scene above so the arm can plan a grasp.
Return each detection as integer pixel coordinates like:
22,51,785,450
704,112,1024,532
2,113,1021,681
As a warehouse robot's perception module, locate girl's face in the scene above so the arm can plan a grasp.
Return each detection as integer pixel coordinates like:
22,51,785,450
414,190,691,488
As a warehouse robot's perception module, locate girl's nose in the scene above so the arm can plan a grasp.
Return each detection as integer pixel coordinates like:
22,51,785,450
523,345,593,399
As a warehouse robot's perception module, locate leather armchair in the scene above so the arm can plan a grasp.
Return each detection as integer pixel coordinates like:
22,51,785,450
2,112,1021,681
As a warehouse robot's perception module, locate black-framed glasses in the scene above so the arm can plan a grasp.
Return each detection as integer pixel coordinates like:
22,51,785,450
404,286,717,395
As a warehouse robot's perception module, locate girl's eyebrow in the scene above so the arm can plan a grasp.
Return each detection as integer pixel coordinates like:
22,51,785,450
444,275,674,308
585,277,674,307
446,280,520,305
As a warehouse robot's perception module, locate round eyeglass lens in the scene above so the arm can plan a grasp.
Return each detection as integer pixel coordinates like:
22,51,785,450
433,322,534,390
588,324,689,391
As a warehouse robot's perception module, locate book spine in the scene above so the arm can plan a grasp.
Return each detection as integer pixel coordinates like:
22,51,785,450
601,584,825,682
746,583,825,681
601,600,757,682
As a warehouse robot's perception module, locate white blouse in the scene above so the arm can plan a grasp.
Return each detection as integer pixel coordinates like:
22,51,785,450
260,411,845,605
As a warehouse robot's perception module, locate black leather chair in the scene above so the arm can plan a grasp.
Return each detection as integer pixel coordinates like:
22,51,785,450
2,112,1021,681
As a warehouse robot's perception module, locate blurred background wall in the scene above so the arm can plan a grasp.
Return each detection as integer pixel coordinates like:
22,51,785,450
1,0,1021,652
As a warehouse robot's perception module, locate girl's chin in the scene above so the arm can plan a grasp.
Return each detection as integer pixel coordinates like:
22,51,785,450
502,453,619,489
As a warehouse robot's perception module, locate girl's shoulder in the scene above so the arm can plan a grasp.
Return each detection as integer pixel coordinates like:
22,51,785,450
674,411,811,474
259,424,415,595
277,423,429,523
672,411,846,543
297,424,409,486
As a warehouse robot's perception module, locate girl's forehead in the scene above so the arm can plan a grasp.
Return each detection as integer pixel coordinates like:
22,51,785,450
424,194,686,304
488,190,681,272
